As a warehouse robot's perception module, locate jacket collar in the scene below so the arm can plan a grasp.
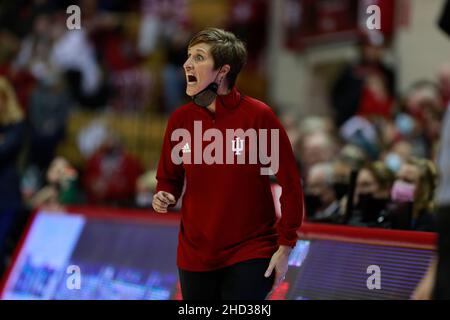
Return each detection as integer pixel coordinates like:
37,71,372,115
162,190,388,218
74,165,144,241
216,86,242,112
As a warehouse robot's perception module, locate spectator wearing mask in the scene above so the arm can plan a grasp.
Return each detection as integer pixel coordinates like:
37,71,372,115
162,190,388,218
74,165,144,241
389,158,437,231
348,161,394,227
0,77,25,274
305,162,342,224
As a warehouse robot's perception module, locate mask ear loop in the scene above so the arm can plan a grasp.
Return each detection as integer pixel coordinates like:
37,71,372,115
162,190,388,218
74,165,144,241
214,66,224,89
204,66,223,95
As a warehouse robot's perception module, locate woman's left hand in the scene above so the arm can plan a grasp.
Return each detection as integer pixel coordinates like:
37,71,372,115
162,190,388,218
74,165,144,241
264,245,292,293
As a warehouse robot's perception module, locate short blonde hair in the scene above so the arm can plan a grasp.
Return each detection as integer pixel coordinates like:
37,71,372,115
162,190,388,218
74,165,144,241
0,77,24,125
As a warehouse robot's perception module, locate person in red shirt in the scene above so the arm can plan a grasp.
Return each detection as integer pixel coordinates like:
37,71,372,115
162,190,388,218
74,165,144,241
83,134,143,205
153,28,304,300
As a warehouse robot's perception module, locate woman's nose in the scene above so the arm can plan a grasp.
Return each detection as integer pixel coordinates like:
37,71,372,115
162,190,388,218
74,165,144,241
184,58,193,70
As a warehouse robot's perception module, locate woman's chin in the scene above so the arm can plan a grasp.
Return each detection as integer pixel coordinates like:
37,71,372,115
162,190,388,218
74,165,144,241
186,87,198,97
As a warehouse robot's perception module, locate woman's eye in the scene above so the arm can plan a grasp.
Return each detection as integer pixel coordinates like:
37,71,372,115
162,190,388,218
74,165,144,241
194,55,204,61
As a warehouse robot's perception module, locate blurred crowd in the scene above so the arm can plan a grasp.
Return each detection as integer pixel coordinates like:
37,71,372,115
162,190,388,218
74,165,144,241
286,31,449,234
0,0,449,280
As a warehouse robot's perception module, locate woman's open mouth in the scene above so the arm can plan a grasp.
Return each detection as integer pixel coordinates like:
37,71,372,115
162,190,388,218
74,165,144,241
187,74,198,85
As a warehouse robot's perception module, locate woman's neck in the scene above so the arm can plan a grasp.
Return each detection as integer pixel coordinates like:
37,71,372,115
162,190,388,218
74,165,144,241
206,85,231,113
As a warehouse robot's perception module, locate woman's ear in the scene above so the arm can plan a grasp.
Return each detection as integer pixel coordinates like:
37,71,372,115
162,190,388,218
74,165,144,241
220,64,231,81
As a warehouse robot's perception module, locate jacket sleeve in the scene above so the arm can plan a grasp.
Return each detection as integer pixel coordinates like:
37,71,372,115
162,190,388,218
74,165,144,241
263,109,305,248
155,115,185,204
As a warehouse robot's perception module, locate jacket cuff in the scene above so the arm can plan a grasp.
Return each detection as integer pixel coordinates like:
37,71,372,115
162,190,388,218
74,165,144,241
156,181,180,203
277,237,298,248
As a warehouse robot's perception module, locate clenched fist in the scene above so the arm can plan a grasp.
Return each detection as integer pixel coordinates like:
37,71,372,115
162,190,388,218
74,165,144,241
152,191,176,213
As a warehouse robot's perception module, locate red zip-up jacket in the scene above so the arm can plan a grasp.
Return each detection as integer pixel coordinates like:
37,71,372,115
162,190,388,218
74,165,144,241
156,86,304,271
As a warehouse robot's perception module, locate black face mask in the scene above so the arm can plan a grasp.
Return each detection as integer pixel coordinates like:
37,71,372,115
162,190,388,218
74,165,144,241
192,67,223,108
333,182,349,200
355,193,389,223
192,82,218,108
304,193,323,218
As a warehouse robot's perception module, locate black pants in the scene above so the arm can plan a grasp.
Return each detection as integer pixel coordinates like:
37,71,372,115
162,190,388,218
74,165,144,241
434,205,450,300
178,258,275,300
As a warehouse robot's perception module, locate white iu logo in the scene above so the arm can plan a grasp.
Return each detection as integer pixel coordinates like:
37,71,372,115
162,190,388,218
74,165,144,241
182,143,191,154
232,137,244,155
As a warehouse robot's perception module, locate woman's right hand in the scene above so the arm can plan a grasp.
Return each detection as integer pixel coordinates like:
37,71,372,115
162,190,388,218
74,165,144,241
152,191,176,213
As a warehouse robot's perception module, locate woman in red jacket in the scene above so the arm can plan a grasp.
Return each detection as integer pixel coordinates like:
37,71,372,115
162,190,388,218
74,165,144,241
153,28,304,300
